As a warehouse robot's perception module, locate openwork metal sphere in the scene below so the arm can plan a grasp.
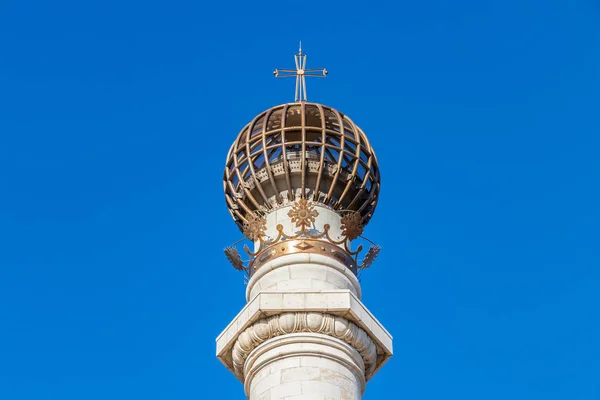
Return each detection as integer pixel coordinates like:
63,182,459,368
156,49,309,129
224,102,380,230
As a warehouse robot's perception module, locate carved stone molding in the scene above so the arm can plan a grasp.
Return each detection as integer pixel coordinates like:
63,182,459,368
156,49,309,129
231,312,377,380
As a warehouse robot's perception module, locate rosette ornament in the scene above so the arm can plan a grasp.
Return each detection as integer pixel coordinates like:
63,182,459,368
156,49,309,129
287,199,319,229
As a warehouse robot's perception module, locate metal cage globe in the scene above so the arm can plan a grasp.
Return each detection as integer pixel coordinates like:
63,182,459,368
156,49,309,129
223,102,380,230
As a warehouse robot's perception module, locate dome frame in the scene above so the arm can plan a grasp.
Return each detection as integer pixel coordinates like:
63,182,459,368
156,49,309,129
224,102,380,230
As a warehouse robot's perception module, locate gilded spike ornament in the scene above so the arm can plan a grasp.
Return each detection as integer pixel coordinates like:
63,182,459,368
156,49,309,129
224,246,245,272
360,245,381,270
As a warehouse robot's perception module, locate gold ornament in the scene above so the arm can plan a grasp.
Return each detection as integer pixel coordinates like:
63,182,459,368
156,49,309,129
242,213,266,241
226,200,381,277
288,199,319,229
340,211,364,240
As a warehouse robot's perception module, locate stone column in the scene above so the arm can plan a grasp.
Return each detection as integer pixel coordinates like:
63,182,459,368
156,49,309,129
217,205,392,400
245,333,365,400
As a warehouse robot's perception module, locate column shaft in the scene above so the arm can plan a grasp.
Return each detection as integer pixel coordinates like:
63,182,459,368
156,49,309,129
245,334,365,400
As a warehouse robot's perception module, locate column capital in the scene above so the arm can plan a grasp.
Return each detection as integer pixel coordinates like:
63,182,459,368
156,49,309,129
216,291,393,382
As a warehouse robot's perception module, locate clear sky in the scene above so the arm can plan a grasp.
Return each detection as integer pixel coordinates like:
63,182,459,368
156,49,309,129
1,0,599,399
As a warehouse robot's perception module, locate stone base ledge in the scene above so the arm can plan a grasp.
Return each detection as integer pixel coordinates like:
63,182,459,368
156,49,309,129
216,290,393,380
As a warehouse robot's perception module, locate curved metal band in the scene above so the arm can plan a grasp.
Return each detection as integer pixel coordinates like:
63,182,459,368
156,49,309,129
249,239,358,275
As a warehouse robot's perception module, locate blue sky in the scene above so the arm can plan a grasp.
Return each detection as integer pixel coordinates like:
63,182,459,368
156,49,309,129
1,0,599,399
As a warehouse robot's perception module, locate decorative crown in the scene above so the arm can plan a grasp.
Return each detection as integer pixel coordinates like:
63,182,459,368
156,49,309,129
224,200,380,277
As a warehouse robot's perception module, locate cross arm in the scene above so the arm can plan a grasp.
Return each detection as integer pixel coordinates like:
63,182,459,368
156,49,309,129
273,69,299,77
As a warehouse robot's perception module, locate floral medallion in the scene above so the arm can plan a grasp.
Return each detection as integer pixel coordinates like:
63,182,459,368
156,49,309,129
288,199,319,229
242,212,266,241
340,211,364,240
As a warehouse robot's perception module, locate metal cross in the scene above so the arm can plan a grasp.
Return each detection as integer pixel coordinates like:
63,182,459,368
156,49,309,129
273,42,327,102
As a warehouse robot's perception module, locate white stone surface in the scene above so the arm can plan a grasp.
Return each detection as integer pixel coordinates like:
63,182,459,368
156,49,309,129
256,205,345,251
231,312,377,379
216,290,392,381
218,205,391,399
246,254,362,301
245,334,364,400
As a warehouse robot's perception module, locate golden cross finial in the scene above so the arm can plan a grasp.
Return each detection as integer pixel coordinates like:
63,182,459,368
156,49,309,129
273,42,328,102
